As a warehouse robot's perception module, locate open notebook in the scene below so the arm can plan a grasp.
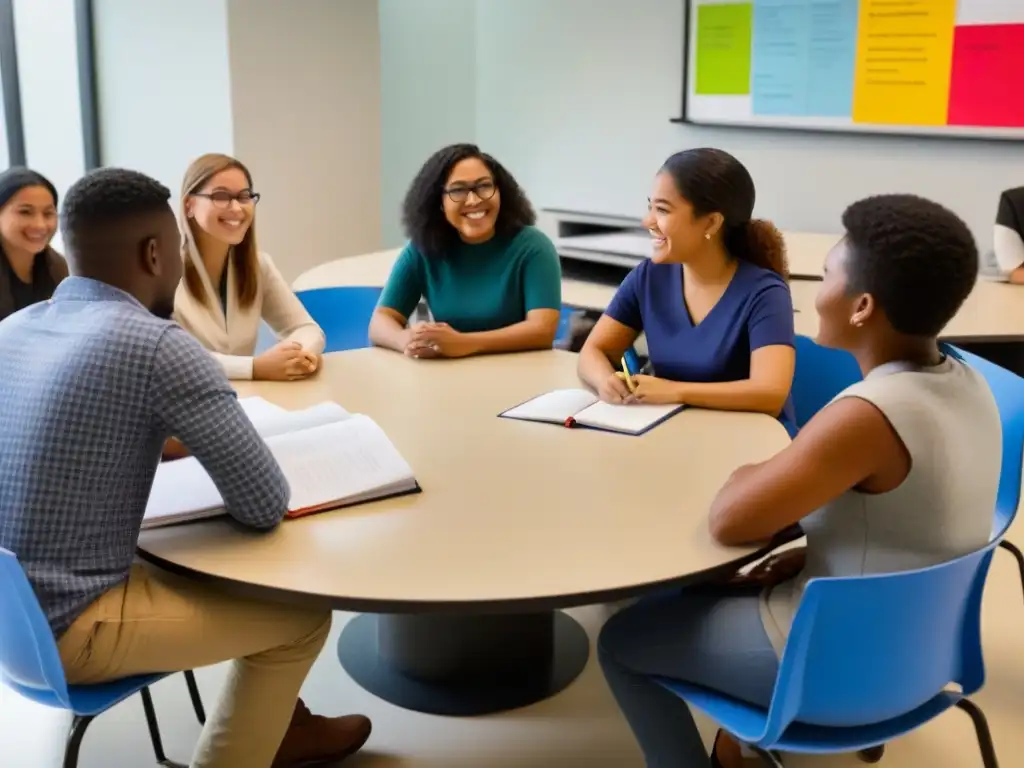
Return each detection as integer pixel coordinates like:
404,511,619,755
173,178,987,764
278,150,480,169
143,398,419,529
500,388,683,436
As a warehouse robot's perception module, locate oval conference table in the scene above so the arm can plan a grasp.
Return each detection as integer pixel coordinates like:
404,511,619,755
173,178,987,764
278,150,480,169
138,348,789,716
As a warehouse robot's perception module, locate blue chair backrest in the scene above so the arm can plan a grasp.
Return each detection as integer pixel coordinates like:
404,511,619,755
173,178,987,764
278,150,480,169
949,345,1024,539
554,305,576,347
0,548,72,707
296,286,382,353
791,336,862,429
761,539,997,743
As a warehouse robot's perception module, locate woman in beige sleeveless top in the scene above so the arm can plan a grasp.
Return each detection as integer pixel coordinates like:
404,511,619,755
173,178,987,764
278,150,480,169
599,194,1001,767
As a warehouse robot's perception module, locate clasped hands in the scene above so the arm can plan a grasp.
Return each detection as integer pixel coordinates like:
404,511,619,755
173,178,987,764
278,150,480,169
254,341,320,381
597,370,684,405
404,322,474,359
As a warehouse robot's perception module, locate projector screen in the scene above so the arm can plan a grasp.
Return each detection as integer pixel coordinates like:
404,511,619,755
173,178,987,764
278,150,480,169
683,0,1024,139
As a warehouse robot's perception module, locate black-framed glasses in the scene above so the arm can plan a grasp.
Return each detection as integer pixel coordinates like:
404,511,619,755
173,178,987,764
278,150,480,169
444,180,496,203
192,190,261,208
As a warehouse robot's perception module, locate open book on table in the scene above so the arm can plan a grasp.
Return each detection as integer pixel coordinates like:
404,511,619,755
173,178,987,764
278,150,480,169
143,398,419,529
500,388,683,436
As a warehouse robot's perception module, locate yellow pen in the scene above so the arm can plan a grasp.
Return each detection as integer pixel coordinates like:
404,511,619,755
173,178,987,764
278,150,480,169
620,355,637,394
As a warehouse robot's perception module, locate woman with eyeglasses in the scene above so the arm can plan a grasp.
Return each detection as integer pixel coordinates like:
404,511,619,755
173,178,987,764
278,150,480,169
369,143,562,359
174,153,325,381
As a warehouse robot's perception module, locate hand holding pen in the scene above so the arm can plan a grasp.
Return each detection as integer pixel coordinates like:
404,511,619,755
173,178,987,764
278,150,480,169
597,355,638,404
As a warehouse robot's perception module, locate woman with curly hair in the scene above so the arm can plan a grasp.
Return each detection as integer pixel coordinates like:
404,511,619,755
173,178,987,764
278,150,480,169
579,147,797,434
369,143,562,359
599,194,998,767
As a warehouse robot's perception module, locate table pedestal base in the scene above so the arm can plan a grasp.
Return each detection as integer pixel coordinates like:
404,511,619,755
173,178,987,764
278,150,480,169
337,611,589,716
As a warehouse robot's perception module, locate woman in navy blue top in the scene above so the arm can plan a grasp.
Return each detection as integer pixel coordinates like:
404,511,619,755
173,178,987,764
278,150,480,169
578,148,797,435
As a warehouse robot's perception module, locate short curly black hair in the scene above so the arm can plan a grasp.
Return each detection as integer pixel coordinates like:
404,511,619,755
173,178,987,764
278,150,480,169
61,167,172,244
401,143,535,257
842,194,977,337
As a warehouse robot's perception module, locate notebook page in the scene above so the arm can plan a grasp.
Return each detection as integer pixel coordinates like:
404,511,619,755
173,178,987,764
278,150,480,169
239,396,287,428
144,457,222,526
502,388,598,424
266,415,415,511
575,400,682,435
253,402,351,440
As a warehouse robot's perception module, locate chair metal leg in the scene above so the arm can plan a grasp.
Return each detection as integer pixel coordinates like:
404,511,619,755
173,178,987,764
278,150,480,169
183,670,206,724
998,540,1024,603
140,685,187,768
751,747,785,767
63,715,95,768
957,698,999,768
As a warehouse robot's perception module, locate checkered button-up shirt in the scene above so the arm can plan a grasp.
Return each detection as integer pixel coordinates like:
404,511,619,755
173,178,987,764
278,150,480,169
0,277,289,637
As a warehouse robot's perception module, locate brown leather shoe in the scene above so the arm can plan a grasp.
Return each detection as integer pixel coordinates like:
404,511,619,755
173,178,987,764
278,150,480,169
272,698,372,767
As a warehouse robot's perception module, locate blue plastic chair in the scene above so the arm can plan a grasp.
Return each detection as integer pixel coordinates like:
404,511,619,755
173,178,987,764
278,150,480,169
653,342,1024,766
554,305,577,347
952,346,1024,597
791,335,862,430
296,286,382,353
0,548,205,767
658,537,1001,767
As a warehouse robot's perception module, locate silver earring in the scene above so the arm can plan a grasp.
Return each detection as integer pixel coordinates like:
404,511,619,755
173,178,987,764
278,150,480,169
704,233,711,240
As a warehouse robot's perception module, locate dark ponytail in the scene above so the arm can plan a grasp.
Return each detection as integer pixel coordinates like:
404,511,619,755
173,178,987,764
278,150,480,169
724,219,788,279
660,148,787,278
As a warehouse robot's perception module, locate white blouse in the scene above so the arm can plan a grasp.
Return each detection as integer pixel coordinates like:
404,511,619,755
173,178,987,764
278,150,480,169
173,249,326,380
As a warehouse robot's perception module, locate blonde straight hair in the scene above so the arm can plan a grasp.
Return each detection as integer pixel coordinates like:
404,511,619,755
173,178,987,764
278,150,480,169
180,153,260,309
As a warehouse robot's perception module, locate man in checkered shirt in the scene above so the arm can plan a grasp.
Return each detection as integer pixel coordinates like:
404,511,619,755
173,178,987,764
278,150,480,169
0,168,370,767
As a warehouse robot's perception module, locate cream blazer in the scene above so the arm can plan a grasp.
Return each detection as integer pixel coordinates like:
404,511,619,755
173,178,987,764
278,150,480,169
174,249,326,380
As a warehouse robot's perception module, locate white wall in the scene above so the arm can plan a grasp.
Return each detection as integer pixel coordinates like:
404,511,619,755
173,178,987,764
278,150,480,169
379,0,477,247
91,0,234,196
475,0,1021,250
227,0,382,280
12,0,88,250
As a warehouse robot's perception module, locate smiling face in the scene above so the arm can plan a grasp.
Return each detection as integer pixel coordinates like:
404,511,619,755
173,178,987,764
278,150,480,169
442,157,501,244
0,185,57,257
641,171,720,264
815,238,874,349
187,167,256,246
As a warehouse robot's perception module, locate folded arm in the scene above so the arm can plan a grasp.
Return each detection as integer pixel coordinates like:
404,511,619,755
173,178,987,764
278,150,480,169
664,345,795,415
260,253,326,355
578,314,640,389
709,396,907,546
369,306,413,352
453,309,560,355
150,326,290,530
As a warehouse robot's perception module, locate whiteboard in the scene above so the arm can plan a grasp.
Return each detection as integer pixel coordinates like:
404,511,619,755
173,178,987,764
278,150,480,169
683,0,1024,139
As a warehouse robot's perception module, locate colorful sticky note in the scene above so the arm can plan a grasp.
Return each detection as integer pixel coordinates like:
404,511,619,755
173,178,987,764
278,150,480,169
695,3,753,95
948,24,1024,129
752,0,858,117
851,0,957,126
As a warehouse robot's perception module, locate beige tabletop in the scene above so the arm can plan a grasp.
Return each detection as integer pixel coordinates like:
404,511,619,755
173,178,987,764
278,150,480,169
790,280,1024,341
137,349,788,609
783,231,839,278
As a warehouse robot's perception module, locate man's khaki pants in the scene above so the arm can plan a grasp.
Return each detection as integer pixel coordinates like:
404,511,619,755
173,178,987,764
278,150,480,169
57,563,332,768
